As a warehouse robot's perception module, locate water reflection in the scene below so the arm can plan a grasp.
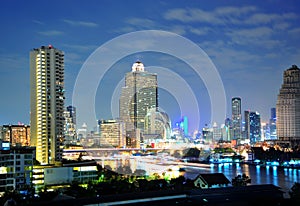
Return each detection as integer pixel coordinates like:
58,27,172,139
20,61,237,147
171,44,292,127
98,157,300,196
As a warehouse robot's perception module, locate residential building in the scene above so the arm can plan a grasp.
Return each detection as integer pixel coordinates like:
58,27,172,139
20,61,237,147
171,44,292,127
30,45,65,165
0,141,35,192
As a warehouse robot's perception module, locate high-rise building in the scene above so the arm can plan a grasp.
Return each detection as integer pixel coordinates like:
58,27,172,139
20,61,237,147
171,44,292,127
30,45,65,164
249,111,261,143
231,97,242,140
64,106,77,145
66,106,76,125
245,111,261,143
276,65,300,147
244,111,250,140
269,108,277,140
119,61,158,147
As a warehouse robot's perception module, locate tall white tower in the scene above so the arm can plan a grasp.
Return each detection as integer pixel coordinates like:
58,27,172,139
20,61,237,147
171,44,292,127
30,45,65,164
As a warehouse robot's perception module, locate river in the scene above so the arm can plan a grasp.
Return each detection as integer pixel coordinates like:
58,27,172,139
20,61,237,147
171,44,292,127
184,162,300,197
97,156,300,197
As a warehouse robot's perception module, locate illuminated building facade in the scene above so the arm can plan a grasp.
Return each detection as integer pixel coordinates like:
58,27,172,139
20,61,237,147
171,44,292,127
64,106,77,145
232,97,242,140
99,120,125,148
249,111,261,143
0,124,30,146
276,65,300,147
30,45,65,164
269,108,277,140
119,61,157,147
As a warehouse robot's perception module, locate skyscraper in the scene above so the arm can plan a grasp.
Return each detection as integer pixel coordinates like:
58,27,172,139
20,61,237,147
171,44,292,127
30,45,65,164
119,61,158,144
249,111,261,143
232,97,242,140
276,65,300,147
244,110,250,140
269,108,277,140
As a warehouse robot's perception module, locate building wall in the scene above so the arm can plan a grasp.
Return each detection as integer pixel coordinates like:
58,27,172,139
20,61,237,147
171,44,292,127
44,167,73,185
32,165,98,188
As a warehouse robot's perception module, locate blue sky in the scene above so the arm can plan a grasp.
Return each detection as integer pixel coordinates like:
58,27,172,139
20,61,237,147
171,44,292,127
0,0,299,133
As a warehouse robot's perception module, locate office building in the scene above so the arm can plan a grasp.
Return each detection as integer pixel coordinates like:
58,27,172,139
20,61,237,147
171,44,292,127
0,124,30,146
245,111,261,143
276,65,300,147
30,45,65,164
232,97,242,140
249,111,261,143
119,61,157,147
99,119,125,148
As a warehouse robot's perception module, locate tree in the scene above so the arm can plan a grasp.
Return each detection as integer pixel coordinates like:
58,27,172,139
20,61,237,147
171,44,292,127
289,182,300,203
232,174,251,187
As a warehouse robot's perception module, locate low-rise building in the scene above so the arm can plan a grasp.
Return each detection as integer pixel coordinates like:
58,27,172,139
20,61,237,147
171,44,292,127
0,141,35,193
32,163,98,190
194,173,230,189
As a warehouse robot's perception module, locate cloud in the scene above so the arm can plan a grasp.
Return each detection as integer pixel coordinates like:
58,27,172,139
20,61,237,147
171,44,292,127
189,27,211,36
245,12,297,25
225,27,283,49
0,54,28,75
164,6,298,27
38,30,64,36
125,18,156,28
164,8,220,24
164,6,257,25
32,20,44,25
63,19,98,27
62,44,98,52
288,27,300,36
228,27,273,39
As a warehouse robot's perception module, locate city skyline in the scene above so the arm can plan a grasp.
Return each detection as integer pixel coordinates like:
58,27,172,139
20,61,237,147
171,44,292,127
0,0,300,132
